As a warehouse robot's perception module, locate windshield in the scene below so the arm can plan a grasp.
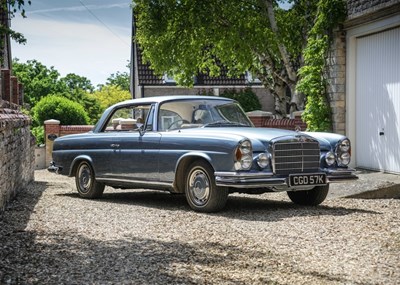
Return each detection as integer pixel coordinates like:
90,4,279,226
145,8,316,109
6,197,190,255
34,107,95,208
158,99,254,131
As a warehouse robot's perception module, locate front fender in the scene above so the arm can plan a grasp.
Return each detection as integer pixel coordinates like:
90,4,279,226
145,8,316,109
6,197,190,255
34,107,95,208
172,152,214,193
304,132,347,151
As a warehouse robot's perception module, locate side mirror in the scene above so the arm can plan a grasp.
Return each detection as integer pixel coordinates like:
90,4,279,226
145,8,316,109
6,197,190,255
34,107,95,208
138,125,145,136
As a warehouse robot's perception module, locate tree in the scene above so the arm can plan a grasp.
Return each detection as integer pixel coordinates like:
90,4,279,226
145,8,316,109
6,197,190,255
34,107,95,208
12,59,65,105
104,71,130,91
134,0,345,128
60,73,94,93
90,85,131,112
0,0,31,47
59,73,101,124
12,59,102,123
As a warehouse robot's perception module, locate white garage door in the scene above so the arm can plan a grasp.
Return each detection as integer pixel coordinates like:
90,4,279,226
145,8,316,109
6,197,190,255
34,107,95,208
356,27,400,174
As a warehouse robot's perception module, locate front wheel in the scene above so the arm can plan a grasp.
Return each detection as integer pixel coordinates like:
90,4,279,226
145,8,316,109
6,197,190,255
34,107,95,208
75,161,105,199
287,185,329,206
185,160,228,212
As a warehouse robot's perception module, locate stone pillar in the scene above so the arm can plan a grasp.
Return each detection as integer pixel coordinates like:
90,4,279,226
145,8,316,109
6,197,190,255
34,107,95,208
327,28,346,135
10,76,19,105
18,83,24,105
44,119,60,166
292,111,307,131
1,69,11,102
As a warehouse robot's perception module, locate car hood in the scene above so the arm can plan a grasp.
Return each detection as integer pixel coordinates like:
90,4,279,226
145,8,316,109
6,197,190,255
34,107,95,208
176,127,334,151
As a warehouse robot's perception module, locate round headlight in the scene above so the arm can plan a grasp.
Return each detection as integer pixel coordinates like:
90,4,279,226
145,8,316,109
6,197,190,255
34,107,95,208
240,140,252,154
339,152,351,166
241,154,253,169
235,140,253,170
257,153,270,168
339,139,350,152
325,152,336,166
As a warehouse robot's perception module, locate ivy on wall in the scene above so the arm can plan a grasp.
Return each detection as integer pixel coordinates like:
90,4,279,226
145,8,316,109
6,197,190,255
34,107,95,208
296,0,346,131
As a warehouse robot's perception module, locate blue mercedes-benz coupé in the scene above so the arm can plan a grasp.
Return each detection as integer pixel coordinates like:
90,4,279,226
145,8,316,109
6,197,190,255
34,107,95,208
48,96,357,212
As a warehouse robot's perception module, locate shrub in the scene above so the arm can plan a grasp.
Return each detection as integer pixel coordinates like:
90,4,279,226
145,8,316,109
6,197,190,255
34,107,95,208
32,95,90,127
221,88,261,112
32,126,44,145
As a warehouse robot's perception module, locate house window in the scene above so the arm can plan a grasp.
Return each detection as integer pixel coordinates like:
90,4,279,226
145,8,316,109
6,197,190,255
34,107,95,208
246,72,261,84
163,74,176,84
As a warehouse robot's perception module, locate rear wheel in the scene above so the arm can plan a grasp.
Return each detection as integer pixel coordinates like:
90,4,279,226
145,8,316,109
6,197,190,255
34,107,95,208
185,160,228,212
75,161,105,198
287,185,329,206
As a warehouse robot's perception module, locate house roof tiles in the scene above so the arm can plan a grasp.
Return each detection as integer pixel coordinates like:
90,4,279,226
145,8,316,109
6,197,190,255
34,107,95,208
136,46,248,86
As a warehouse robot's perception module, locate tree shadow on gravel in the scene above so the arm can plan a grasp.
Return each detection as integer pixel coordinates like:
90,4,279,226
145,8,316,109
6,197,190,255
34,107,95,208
59,190,379,222
0,181,48,284
0,181,47,229
0,229,360,285
0,182,382,284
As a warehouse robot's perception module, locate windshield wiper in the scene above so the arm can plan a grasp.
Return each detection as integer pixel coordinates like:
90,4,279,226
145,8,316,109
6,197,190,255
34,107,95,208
203,121,249,127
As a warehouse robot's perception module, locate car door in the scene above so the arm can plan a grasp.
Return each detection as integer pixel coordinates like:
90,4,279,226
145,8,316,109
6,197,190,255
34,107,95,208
84,132,118,179
106,104,162,182
111,131,162,182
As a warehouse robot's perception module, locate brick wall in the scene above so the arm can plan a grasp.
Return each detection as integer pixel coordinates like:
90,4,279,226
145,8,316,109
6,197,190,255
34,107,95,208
44,120,94,166
247,111,307,131
0,67,35,211
0,100,35,211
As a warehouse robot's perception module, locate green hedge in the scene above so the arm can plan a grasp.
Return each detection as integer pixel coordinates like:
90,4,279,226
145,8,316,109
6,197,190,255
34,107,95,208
32,95,90,126
220,88,261,112
32,96,90,144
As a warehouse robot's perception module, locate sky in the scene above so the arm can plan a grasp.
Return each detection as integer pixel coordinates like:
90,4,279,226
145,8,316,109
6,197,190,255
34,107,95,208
11,0,133,86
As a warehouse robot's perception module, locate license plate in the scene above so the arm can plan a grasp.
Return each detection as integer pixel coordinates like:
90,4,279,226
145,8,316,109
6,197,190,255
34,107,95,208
289,174,327,187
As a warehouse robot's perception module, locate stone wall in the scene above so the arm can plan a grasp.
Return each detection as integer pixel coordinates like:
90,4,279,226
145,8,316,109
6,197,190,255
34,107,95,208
327,0,400,135
0,100,35,211
347,0,400,19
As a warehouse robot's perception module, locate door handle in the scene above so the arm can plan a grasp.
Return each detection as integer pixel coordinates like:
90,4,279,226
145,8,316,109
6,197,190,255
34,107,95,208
110,144,120,148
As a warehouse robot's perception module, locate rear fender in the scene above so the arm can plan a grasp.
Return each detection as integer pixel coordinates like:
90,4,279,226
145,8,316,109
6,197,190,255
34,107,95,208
69,155,94,177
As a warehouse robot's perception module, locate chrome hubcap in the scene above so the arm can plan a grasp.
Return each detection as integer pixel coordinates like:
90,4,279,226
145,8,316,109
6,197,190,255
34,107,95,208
188,169,210,206
78,165,92,193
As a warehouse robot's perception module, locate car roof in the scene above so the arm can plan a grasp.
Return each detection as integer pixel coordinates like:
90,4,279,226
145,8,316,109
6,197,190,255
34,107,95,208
114,95,234,108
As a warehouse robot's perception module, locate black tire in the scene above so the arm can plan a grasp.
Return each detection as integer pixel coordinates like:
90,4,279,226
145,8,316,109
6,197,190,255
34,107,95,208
287,185,329,206
75,161,105,199
185,160,228,212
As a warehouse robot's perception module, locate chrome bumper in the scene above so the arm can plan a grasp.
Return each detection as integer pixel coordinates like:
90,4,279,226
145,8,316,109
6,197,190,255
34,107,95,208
215,168,358,188
215,172,287,188
324,168,359,182
48,161,63,174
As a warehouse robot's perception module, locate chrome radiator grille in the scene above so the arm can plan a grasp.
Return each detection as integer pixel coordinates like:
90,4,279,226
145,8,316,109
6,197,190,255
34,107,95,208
273,140,320,176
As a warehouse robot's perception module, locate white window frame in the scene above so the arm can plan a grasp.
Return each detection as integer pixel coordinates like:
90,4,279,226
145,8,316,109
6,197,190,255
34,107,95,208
246,71,261,83
163,74,176,83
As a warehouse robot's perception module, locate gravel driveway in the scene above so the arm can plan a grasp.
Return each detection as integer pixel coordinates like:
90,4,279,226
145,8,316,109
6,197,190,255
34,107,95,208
1,170,399,284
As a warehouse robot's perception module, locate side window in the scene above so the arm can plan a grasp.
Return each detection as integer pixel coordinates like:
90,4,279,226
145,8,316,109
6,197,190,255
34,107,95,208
102,104,151,132
159,109,182,131
158,102,193,131
144,105,155,131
